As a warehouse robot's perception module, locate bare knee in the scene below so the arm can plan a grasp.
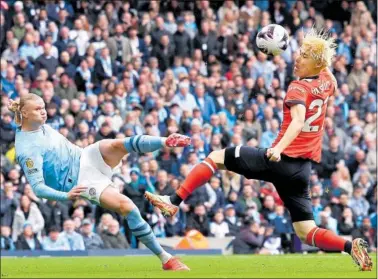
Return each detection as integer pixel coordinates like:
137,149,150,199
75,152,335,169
119,198,135,216
208,149,226,169
293,220,317,242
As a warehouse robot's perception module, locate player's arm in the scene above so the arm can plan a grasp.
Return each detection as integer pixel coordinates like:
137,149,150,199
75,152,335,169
18,153,84,201
273,104,306,153
268,83,306,162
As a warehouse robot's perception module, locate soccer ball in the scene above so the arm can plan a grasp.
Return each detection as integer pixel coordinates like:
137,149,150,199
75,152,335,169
256,24,289,56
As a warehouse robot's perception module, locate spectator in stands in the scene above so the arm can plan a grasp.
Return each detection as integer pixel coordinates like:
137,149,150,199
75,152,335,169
54,73,79,101
260,119,279,148
193,20,218,63
186,203,210,236
194,83,216,123
233,221,265,254
207,176,226,215
59,219,85,251
81,219,104,250
261,195,276,223
40,200,69,234
173,18,193,58
12,195,44,242
94,47,117,83
210,211,229,238
259,225,282,255
1,65,16,97
1,226,15,250
42,226,70,251
59,51,76,79
151,34,175,72
318,206,338,234
106,23,132,66
349,187,370,219
320,135,345,179
338,207,356,235
237,184,262,214
352,216,377,252
224,204,242,236
347,58,369,92
164,214,185,237
330,193,351,222
1,38,20,65
34,42,59,80
271,205,293,235
11,13,26,42
100,219,130,249
15,223,42,251
0,179,18,228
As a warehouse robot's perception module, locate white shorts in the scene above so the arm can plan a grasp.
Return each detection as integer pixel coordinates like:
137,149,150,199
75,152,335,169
78,142,118,204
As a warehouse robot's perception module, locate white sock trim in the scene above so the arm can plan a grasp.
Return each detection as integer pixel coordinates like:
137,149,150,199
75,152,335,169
311,227,320,246
158,251,172,264
202,160,215,173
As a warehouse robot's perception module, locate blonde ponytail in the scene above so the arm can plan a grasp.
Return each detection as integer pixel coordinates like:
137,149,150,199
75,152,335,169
8,100,22,125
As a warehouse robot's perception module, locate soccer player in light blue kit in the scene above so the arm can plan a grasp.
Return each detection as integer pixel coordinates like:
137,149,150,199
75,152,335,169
9,94,190,271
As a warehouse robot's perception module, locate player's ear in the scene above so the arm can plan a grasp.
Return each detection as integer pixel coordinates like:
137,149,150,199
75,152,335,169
315,62,323,69
20,106,28,119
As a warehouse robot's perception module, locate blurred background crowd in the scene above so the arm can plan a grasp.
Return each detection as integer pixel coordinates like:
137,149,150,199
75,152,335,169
0,0,376,255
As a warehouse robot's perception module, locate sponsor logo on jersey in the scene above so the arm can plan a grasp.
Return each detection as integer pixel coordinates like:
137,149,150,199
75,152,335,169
288,85,306,93
25,158,34,169
28,168,38,175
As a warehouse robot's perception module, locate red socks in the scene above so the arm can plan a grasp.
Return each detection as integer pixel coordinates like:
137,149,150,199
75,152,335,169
176,158,217,200
306,227,347,252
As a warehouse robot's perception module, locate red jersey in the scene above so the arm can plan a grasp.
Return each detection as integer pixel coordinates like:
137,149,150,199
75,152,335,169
272,70,336,163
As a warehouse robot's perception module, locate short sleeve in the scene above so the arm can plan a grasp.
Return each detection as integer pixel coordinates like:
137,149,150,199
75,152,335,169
285,82,307,107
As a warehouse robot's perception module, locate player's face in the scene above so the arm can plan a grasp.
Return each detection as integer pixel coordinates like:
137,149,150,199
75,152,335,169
294,47,321,78
22,98,47,126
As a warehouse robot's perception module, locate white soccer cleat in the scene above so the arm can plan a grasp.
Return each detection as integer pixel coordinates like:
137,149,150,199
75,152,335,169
351,238,373,271
144,192,179,217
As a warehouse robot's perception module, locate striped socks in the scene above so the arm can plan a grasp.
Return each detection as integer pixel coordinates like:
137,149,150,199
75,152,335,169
123,135,165,154
126,208,171,263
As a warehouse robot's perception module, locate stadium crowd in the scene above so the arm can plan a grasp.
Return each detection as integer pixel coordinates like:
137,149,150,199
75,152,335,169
0,0,376,255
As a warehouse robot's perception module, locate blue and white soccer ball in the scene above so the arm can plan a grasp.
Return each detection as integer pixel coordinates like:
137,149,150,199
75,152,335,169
256,24,289,56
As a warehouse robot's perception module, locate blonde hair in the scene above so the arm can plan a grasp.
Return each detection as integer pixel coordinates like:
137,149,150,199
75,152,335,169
8,93,41,125
302,28,337,67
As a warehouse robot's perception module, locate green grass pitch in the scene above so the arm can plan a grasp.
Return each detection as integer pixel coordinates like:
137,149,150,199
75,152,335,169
1,254,377,278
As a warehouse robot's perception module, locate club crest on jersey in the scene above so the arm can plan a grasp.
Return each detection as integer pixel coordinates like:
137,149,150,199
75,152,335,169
25,158,34,169
89,188,96,197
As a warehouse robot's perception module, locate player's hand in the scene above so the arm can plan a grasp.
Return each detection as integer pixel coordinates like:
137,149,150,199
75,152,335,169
267,147,281,162
67,185,88,200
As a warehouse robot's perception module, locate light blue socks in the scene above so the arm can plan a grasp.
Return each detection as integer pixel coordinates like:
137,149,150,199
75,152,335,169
126,208,171,263
123,135,164,154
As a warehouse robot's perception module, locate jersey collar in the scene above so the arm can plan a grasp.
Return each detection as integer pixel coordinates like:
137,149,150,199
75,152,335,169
300,75,319,82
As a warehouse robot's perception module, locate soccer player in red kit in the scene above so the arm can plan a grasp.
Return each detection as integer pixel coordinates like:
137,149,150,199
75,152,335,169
145,30,373,271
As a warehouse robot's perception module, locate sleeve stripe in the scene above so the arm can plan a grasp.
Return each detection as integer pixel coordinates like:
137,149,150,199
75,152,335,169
285,100,306,106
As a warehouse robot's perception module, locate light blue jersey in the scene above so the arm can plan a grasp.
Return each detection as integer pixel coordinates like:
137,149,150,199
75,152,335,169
15,125,82,201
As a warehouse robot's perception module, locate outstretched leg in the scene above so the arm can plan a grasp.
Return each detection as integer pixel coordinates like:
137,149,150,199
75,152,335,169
145,149,226,217
99,186,190,271
99,134,191,168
